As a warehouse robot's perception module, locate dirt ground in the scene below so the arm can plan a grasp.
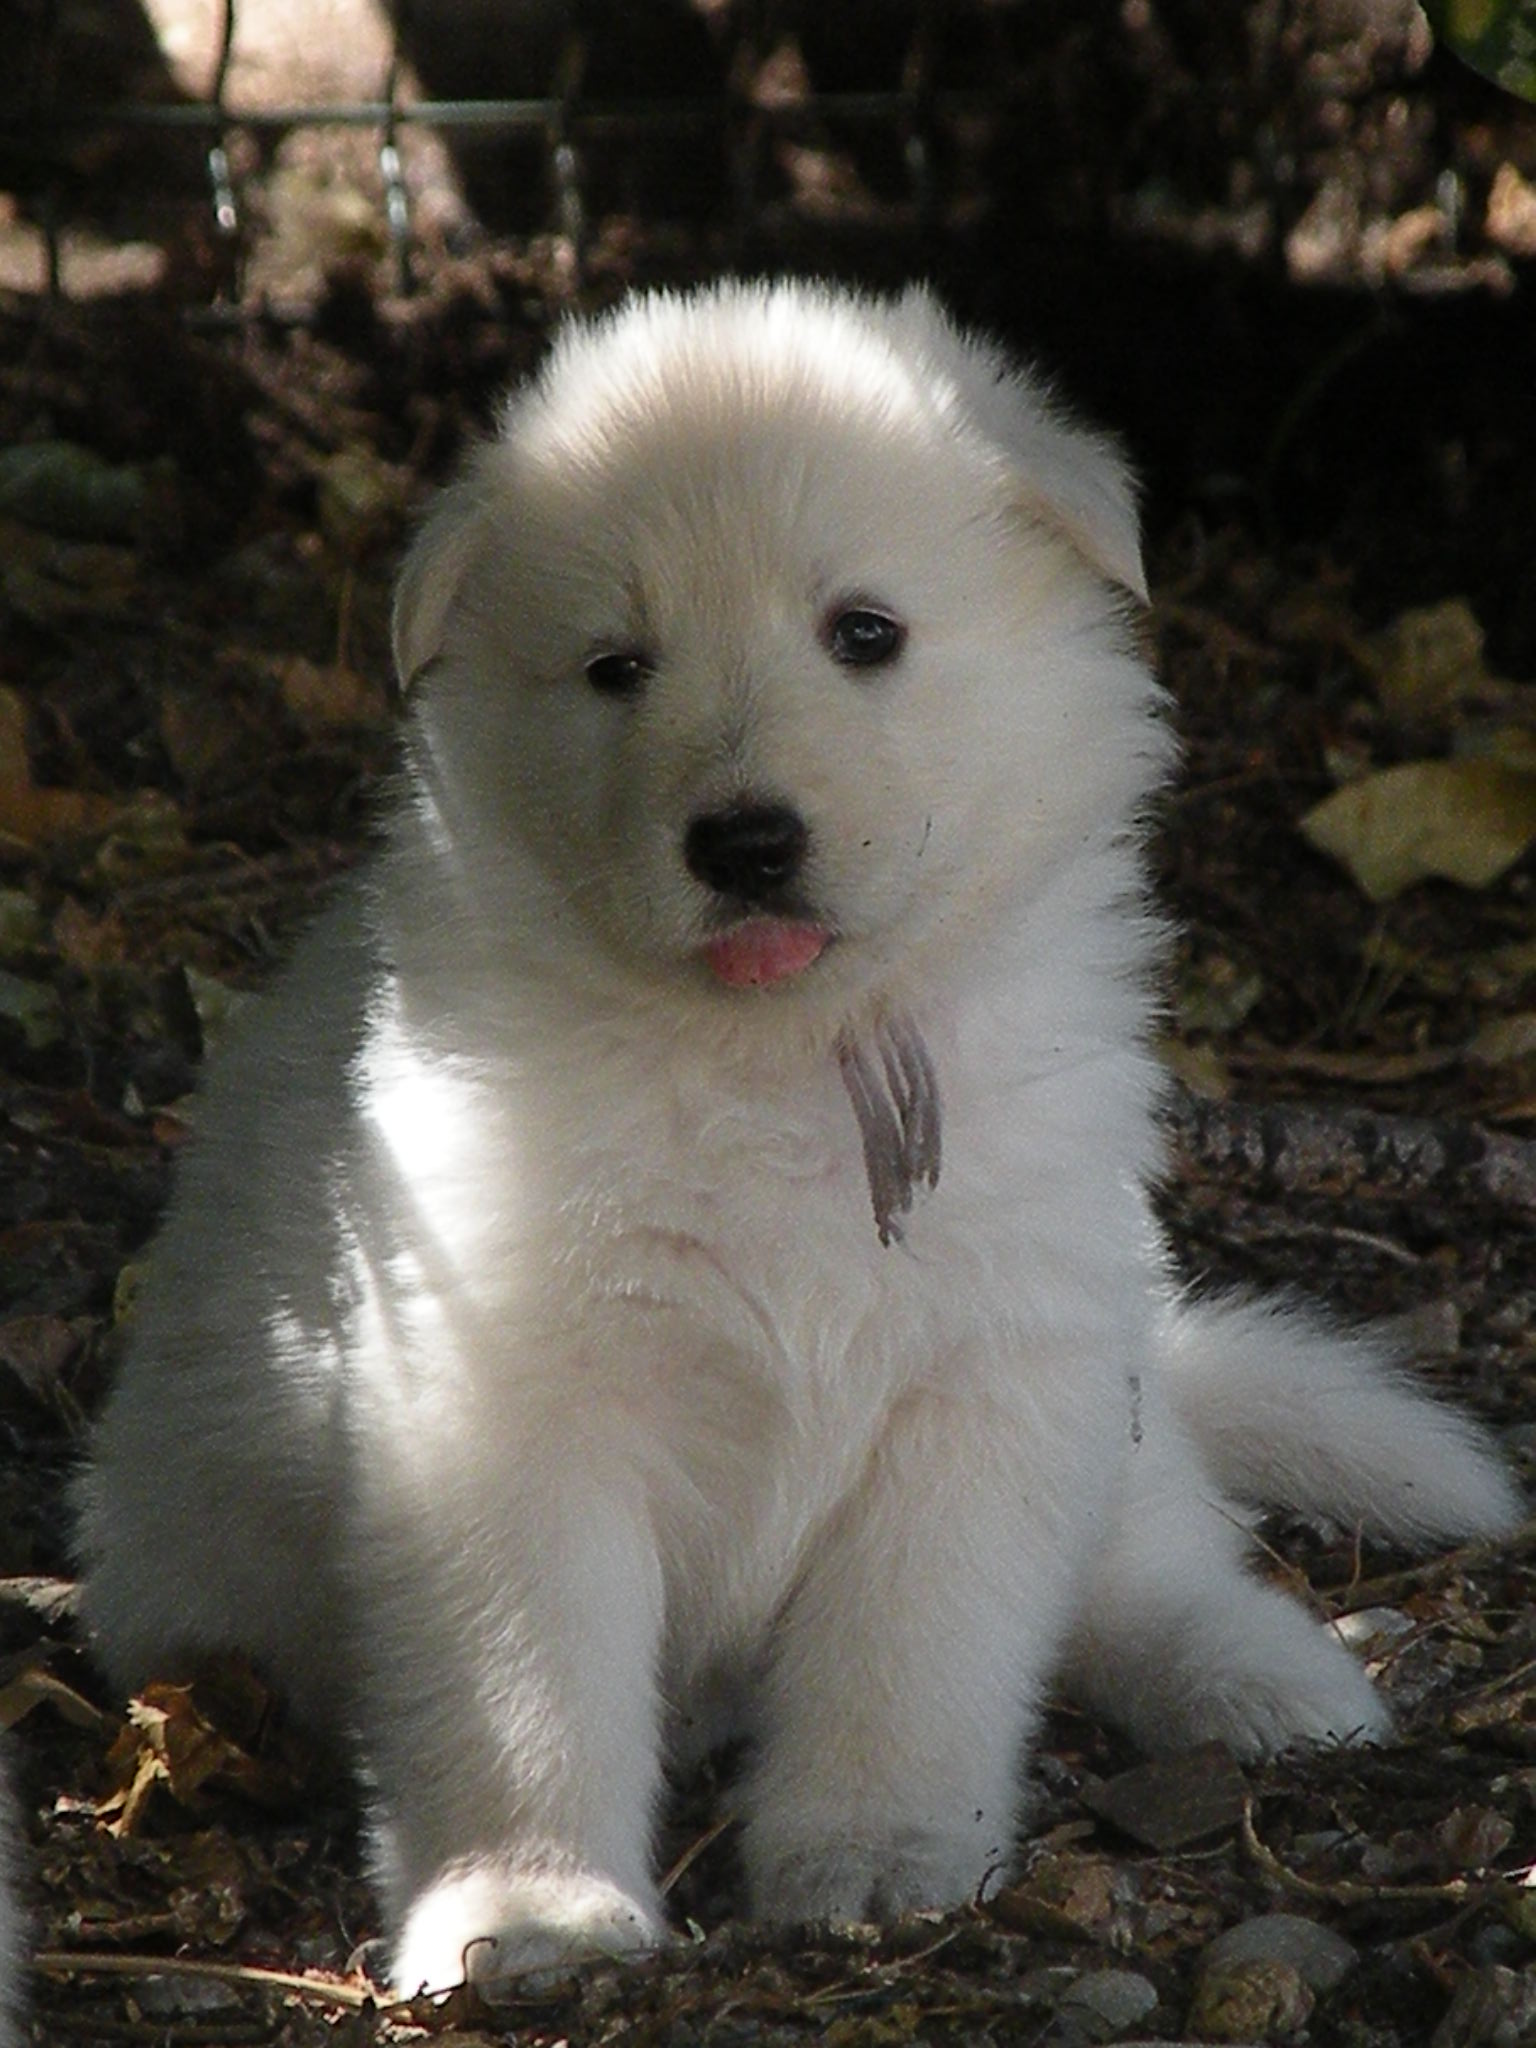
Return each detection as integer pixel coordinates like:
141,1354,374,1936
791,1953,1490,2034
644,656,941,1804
3,3,1536,2043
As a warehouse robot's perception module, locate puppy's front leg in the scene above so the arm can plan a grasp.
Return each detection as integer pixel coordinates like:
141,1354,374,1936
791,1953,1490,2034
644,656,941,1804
744,1375,1110,1923
352,1422,668,1998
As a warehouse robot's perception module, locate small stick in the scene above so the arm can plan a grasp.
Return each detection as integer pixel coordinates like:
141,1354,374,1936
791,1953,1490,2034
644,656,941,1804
32,1949,385,2014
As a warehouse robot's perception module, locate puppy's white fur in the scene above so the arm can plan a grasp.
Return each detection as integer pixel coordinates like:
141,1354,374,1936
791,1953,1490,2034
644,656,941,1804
75,282,1520,1997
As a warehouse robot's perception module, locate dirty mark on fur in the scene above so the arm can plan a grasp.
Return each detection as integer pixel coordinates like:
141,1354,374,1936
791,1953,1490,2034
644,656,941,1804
837,1014,942,1245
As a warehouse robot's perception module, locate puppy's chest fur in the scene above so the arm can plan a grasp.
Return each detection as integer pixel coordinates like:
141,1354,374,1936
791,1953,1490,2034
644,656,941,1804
356,992,1052,1625
363,993,928,1382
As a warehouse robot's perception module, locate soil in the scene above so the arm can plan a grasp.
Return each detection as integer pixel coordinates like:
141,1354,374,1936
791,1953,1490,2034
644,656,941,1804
2,3,1536,2043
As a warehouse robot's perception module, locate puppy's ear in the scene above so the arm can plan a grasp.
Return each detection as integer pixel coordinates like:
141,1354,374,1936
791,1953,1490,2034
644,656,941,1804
1009,419,1147,605
392,473,489,691
893,289,1147,603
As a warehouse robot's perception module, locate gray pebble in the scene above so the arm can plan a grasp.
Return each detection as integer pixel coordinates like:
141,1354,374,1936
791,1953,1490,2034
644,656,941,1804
131,1975,245,2018
1329,1606,1415,1651
1058,1967,1159,2039
1431,1963,1536,2047
1204,1911,1357,1994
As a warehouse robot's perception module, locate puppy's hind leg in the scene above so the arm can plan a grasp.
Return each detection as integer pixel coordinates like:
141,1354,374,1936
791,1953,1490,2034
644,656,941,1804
1064,1387,1388,1761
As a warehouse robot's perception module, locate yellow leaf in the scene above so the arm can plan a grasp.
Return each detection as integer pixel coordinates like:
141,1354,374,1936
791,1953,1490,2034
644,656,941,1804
1299,759,1536,901
1468,1012,1536,1066
1158,1038,1232,1100
315,445,407,556
1371,598,1488,722
279,656,391,732
1459,721,1536,770
1176,953,1266,1036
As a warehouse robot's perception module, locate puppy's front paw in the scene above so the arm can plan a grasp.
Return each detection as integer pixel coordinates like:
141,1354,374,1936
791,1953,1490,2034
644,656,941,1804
391,1862,664,1999
749,1829,996,1926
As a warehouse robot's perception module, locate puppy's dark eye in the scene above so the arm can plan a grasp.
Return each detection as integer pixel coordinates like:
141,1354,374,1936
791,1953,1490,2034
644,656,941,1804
585,651,652,698
824,607,906,671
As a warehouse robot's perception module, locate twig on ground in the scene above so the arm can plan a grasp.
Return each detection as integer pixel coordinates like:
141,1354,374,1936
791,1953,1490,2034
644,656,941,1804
1327,1517,1536,1613
1240,1799,1487,1909
658,1808,738,1895
32,1949,385,2014
1167,1091,1536,1216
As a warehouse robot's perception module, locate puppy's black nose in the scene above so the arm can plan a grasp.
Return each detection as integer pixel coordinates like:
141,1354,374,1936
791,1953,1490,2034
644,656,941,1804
684,802,809,904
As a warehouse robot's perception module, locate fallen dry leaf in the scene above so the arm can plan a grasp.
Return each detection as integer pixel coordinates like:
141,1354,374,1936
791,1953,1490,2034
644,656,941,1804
0,1313,87,1399
88,794,188,886
279,655,392,731
1486,161,1536,257
315,444,409,557
51,897,131,971
1435,1804,1515,1874
98,1687,243,1835
95,1675,308,1835
1298,758,1536,900
0,683,127,846
1177,953,1267,1036
1187,1956,1313,2041
0,519,141,628
1080,1742,1248,1851
0,1662,114,1736
1467,1012,1536,1067
1370,598,1488,723
990,1851,1124,1942
1159,1036,1234,1100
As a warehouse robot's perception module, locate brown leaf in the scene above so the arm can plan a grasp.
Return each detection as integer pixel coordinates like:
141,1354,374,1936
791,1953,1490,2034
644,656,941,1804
0,519,141,628
1081,1742,1248,1851
89,794,189,886
0,684,124,847
1188,1957,1313,2041
1487,162,1536,259
1468,1013,1536,1067
95,1675,307,1836
279,656,392,732
989,1850,1124,1941
315,444,408,556
1436,1805,1515,1874
0,1313,86,1400
52,897,131,971
0,1661,113,1735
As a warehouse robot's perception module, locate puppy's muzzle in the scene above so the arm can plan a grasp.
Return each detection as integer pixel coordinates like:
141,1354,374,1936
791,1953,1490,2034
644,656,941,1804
684,801,809,906
683,798,940,1248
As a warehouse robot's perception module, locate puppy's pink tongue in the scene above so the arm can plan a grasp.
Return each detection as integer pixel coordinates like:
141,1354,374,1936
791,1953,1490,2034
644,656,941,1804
704,920,829,988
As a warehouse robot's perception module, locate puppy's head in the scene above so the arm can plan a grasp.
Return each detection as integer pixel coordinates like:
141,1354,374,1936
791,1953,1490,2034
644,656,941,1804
393,281,1164,1018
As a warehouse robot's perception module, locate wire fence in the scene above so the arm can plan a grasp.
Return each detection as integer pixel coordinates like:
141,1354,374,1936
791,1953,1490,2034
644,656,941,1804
7,0,1014,299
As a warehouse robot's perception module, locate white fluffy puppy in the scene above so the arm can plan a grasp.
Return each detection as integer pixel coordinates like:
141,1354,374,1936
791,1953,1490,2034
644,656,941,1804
76,281,1520,1997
